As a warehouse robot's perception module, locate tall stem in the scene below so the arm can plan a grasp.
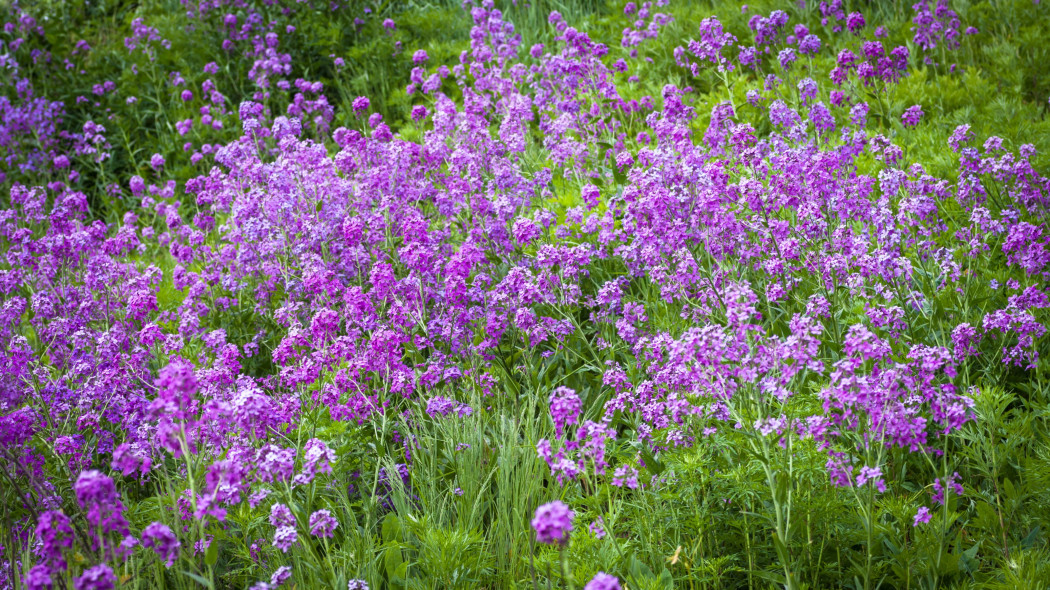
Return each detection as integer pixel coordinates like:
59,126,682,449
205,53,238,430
559,545,574,590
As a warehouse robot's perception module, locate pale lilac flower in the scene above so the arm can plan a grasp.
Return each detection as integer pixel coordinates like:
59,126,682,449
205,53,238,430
584,573,621,590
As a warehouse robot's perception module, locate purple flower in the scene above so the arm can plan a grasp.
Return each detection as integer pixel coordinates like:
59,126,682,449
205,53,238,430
176,118,193,135
273,526,298,552
153,359,198,419
531,500,573,545
308,510,338,538
347,581,370,590
294,439,337,485
846,12,866,34
902,105,923,128
948,123,973,151
848,102,869,126
856,466,887,493
798,34,821,55
912,0,963,52
181,90,193,101
150,153,165,170
797,77,818,104
270,566,293,587
129,175,145,194
932,472,964,505
74,565,116,590
584,573,621,590
352,96,370,112
549,387,582,439
426,396,473,418
141,521,180,567
35,510,74,570
412,49,428,64
611,465,639,489
270,503,295,527
588,517,606,539
258,445,296,483
23,565,52,590
74,470,129,536
513,218,541,245
913,506,932,526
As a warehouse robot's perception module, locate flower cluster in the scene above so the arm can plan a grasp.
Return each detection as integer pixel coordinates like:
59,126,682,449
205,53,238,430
532,501,574,545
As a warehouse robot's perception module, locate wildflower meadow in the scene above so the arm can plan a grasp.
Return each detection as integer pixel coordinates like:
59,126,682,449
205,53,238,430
1,0,1049,588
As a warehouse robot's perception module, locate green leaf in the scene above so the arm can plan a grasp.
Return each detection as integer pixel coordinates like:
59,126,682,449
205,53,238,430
629,555,654,580
960,541,981,573
749,569,787,586
382,513,403,543
384,541,406,586
657,567,674,590
1021,526,1042,549
179,571,215,589
204,542,218,567
638,444,665,476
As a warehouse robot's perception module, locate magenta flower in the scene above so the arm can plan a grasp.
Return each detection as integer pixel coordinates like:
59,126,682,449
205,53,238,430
531,501,573,545
846,12,866,34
